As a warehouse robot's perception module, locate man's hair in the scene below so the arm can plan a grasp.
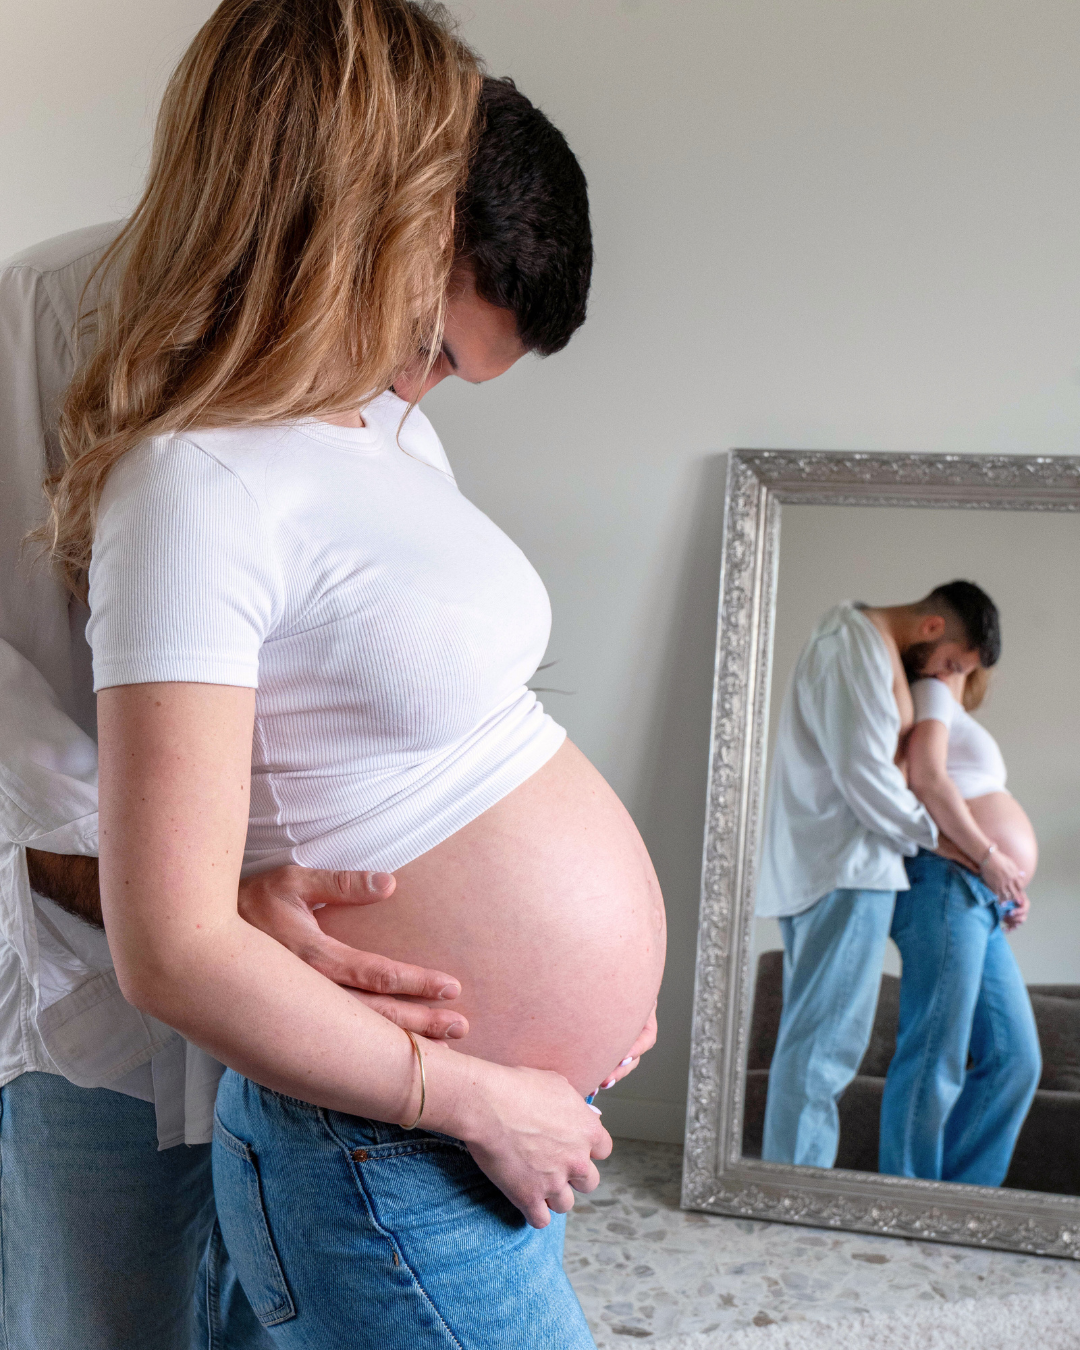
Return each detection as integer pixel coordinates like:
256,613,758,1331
456,76,592,356
924,580,1001,667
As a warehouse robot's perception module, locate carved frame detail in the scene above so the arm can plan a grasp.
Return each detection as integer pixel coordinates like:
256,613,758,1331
682,450,1080,1258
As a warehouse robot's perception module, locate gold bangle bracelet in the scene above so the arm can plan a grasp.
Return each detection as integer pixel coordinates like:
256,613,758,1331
402,1028,426,1131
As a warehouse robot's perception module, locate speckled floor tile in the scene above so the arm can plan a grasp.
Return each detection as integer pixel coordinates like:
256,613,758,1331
563,1140,1080,1346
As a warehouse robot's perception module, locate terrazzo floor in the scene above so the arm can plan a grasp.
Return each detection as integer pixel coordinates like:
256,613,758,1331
563,1140,1080,1347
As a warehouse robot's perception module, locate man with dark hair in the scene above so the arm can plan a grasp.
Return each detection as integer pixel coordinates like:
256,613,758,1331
458,76,592,356
757,584,999,1169
902,580,1002,681
391,75,592,403
0,78,592,1350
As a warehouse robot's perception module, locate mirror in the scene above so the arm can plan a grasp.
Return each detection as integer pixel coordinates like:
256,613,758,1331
683,450,1080,1257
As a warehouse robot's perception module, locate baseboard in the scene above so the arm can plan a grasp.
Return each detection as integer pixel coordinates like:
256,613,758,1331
600,1094,686,1144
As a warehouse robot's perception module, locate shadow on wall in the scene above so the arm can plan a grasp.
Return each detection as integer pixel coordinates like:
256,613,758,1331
602,451,729,1144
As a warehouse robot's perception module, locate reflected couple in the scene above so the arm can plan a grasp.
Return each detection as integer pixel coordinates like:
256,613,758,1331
755,581,1040,1185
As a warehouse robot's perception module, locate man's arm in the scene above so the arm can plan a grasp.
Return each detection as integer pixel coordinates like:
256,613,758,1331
25,848,102,925
803,642,938,855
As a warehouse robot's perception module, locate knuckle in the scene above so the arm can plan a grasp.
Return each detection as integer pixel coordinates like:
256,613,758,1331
370,966,401,995
370,1000,406,1026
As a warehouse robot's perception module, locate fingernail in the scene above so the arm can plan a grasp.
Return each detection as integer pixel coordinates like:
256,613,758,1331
446,1021,466,1039
600,1078,616,1090
619,1056,633,1067
437,983,460,1000
371,872,394,890
587,1104,602,1115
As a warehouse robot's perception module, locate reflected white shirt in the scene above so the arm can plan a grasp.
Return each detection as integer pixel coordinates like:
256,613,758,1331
756,602,938,919
911,677,1007,799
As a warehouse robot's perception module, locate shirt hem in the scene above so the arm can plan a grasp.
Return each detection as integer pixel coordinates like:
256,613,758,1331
94,657,260,691
248,718,567,877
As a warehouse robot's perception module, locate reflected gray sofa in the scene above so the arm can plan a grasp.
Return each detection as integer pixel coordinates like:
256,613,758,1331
743,949,1080,1195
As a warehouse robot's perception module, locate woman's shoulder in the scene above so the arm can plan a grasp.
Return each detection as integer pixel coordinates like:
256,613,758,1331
911,677,957,725
103,425,294,512
361,391,455,478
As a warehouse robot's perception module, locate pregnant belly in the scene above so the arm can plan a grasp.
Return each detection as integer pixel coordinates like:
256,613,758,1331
316,740,667,1095
967,791,1038,882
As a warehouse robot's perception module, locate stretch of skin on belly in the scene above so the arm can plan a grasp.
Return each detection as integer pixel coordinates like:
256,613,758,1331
966,791,1038,881
316,741,667,1097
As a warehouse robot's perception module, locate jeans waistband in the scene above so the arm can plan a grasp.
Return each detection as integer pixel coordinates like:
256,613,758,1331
911,847,1000,909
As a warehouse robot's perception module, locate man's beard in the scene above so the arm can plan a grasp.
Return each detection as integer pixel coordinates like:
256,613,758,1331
902,641,939,683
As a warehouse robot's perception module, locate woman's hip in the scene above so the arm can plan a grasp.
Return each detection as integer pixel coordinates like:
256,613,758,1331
212,1070,595,1349
895,849,1003,942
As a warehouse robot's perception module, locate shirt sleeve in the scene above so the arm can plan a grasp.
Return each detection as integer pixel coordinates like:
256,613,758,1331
0,639,99,853
911,677,956,728
87,439,282,691
800,629,938,855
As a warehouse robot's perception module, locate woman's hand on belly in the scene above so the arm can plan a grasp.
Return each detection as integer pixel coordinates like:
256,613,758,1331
593,1003,657,1094
1001,890,1030,932
442,1045,613,1228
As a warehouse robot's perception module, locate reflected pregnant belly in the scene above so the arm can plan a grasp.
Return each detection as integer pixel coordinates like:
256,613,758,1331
317,740,667,1095
967,791,1038,883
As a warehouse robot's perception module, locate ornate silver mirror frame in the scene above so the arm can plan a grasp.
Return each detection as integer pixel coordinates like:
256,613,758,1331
682,449,1080,1258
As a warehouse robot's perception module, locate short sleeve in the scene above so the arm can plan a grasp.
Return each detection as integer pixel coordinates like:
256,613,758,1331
911,678,956,728
87,438,281,691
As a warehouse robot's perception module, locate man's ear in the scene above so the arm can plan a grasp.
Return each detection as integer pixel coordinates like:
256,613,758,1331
918,613,947,642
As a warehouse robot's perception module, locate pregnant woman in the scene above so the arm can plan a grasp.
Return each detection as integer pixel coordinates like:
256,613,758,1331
880,663,1041,1186
46,2,665,1345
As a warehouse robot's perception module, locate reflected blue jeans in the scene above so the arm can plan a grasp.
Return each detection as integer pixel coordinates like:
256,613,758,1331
879,850,1042,1186
762,887,896,1168
212,1070,596,1349
0,1070,270,1350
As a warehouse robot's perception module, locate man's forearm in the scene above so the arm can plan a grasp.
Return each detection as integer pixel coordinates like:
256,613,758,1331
24,849,103,928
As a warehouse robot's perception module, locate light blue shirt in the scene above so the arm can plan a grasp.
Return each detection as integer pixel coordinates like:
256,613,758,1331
756,602,938,919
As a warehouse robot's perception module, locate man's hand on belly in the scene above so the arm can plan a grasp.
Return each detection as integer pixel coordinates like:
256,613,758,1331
237,865,469,1040
27,850,468,1041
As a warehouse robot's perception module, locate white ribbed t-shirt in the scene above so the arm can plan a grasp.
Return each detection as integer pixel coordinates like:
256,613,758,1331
911,677,1007,799
88,392,565,874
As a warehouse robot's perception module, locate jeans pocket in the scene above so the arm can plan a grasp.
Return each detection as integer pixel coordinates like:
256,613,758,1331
211,1116,297,1328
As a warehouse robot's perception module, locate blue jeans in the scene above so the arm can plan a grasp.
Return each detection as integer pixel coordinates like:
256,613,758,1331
212,1070,596,1349
762,888,896,1168
879,850,1041,1186
0,1070,270,1350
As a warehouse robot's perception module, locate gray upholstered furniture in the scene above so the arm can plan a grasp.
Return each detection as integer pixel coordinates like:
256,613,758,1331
743,949,1080,1195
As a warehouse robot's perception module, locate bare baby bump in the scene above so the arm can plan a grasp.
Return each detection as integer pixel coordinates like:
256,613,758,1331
968,791,1038,883
317,740,667,1094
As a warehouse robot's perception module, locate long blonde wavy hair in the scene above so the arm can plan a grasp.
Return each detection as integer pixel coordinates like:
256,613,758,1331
44,0,480,598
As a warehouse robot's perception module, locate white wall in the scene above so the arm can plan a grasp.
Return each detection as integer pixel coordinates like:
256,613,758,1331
5,1,1080,1145
0,0,212,254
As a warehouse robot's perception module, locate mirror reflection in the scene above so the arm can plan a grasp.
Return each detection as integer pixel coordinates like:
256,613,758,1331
744,504,1080,1196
